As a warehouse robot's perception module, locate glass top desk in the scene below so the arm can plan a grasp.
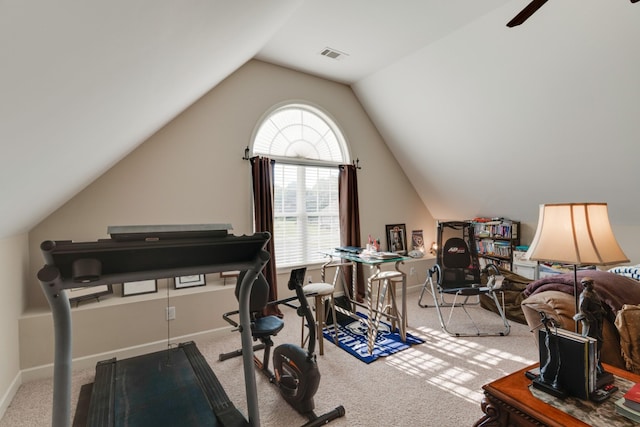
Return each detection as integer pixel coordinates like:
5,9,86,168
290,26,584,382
319,250,410,354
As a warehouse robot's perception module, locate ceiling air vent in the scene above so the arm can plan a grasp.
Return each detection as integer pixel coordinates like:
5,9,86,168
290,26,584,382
320,47,348,61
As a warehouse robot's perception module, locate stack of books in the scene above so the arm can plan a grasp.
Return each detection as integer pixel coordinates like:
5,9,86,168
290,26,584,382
535,328,597,399
615,382,640,422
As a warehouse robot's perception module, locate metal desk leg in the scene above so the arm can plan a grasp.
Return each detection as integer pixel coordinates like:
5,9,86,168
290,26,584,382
350,262,357,311
366,268,391,355
366,275,375,354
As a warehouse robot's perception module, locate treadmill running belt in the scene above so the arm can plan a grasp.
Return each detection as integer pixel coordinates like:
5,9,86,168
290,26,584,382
86,341,248,427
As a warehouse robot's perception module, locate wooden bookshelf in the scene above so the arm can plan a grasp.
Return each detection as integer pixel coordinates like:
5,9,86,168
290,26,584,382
472,218,520,271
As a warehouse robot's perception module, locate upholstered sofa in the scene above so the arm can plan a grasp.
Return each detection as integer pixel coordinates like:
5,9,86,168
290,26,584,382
520,269,640,374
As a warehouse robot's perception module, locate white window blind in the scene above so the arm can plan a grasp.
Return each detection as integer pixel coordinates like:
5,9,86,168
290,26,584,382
273,164,340,266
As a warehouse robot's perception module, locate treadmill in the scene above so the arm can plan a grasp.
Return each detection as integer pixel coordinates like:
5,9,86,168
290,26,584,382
37,224,270,427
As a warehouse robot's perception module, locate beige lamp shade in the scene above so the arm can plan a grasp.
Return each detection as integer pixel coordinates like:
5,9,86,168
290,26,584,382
525,203,629,266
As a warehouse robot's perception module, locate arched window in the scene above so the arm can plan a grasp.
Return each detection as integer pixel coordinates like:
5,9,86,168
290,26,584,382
253,103,349,267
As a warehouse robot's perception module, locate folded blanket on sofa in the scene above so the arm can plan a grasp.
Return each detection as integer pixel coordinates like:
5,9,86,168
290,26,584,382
523,270,640,317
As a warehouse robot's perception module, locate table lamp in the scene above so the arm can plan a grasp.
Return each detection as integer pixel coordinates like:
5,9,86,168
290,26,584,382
525,203,629,329
525,203,629,396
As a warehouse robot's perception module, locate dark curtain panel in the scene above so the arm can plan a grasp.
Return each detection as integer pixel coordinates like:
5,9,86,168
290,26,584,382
339,164,365,301
250,156,282,317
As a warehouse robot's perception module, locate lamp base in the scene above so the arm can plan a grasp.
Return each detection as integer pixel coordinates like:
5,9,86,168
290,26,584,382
596,370,615,389
532,377,567,399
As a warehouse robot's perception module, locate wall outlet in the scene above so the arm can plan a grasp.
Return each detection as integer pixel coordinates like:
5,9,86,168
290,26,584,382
166,306,176,321
409,267,416,276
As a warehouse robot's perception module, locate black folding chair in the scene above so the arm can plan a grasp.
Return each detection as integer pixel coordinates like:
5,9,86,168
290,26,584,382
418,221,510,337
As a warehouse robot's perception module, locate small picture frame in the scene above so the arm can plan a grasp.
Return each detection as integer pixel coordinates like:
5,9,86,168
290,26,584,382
411,230,425,252
68,284,113,305
174,274,206,289
386,224,408,255
122,279,158,297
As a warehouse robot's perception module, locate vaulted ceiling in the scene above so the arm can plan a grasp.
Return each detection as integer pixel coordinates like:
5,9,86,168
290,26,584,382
2,0,639,240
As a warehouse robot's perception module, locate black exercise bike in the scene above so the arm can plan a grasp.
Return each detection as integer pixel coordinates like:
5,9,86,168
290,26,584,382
220,267,345,427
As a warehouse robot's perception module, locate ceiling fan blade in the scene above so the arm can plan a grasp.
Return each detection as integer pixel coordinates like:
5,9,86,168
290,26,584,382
507,0,549,27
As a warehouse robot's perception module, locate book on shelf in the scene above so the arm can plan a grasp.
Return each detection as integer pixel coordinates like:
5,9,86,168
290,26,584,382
537,328,597,400
473,222,514,239
615,397,640,423
623,382,640,412
476,239,511,258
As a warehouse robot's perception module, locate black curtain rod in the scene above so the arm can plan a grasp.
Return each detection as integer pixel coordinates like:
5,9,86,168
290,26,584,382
242,146,361,169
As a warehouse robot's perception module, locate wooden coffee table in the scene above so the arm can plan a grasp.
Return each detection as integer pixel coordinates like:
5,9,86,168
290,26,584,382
474,363,640,426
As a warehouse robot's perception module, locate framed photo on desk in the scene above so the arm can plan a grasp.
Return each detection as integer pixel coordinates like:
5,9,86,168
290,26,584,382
386,224,407,255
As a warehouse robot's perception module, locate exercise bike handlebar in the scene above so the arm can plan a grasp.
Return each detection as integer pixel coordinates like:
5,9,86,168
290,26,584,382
290,274,318,358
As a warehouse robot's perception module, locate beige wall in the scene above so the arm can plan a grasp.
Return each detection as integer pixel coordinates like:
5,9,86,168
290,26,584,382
0,234,28,416
27,59,435,310
21,60,435,371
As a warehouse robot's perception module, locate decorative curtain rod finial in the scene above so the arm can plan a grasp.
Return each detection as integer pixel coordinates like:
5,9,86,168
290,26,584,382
352,158,361,169
243,146,250,160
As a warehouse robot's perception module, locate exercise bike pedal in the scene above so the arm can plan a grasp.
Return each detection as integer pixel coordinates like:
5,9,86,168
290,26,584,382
279,374,299,397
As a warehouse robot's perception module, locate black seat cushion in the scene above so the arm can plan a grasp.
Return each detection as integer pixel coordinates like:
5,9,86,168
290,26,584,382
252,315,284,338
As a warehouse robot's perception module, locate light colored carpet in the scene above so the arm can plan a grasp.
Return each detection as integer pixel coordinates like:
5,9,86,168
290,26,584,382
0,288,538,426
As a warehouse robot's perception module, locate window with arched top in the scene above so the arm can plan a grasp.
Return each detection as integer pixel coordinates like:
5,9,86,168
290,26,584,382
253,103,349,267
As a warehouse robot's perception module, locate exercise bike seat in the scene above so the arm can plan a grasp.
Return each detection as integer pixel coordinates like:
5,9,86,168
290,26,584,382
252,315,284,338
235,270,284,339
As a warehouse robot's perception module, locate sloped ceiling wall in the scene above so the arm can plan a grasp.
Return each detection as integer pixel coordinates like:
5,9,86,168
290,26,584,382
354,0,640,226
1,0,639,244
0,0,303,240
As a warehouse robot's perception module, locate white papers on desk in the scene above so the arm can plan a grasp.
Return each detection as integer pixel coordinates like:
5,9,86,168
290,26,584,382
369,252,401,259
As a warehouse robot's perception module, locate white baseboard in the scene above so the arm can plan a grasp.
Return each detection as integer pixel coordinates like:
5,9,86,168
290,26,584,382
0,371,21,422
20,326,231,383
